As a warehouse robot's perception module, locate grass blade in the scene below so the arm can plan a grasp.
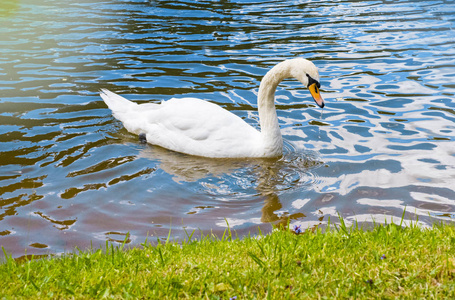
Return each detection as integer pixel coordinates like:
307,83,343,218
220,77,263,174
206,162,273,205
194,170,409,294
248,251,265,269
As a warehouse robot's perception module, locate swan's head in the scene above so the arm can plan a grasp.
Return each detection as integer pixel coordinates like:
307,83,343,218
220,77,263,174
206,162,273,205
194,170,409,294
290,58,325,108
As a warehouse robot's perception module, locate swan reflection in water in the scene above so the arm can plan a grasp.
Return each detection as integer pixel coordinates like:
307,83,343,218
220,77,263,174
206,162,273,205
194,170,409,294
137,142,323,227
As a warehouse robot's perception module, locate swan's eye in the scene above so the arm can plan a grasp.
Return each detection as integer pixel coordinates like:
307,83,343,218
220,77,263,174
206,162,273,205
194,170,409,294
306,74,321,88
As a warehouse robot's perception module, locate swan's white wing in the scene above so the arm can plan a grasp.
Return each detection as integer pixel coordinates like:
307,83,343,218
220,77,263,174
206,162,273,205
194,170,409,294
143,98,262,157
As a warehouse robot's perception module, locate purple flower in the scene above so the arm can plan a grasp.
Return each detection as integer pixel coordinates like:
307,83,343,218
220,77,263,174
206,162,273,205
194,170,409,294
380,254,386,260
229,297,237,300
293,225,302,234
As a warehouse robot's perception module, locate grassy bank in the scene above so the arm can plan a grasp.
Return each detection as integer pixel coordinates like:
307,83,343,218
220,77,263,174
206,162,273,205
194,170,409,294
1,221,455,299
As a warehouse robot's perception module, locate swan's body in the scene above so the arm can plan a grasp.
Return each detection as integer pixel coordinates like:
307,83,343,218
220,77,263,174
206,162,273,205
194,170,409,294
100,58,324,158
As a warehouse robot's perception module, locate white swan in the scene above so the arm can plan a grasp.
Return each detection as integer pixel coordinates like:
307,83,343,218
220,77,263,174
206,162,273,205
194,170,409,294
100,58,324,158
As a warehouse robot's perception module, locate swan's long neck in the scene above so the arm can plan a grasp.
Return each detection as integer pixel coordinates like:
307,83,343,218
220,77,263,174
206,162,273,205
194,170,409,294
257,60,293,156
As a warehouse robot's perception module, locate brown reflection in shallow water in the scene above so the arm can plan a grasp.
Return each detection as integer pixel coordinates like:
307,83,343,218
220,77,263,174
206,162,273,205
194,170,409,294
260,193,306,227
33,211,77,230
0,192,44,223
60,183,107,199
67,156,137,178
29,242,48,249
105,232,131,244
108,167,156,186
187,205,215,215
14,254,52,264
0,176,46,196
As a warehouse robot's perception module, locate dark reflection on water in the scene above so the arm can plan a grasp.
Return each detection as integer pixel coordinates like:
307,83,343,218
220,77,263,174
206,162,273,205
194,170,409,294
1,0,455,257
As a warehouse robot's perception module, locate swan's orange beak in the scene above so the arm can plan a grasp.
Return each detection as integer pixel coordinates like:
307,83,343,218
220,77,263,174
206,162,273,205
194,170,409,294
309,83,324,108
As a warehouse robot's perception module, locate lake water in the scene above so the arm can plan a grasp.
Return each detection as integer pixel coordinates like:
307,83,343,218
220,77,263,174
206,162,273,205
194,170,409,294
1,0,454,258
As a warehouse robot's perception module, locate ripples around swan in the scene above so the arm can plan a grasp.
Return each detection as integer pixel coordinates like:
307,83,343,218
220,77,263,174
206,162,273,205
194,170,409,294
1,0,455,258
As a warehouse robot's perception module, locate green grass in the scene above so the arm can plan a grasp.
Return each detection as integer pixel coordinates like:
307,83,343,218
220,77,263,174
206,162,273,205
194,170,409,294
1,221,455,299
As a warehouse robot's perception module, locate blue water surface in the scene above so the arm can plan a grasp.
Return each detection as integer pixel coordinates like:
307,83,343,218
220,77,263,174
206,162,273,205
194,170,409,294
0,0,455,258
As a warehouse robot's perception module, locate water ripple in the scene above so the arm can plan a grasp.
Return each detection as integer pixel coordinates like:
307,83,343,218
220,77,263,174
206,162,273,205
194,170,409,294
0,0,455,257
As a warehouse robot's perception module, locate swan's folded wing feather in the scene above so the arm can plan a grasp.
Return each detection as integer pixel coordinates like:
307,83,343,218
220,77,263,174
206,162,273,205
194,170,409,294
143,98,261,157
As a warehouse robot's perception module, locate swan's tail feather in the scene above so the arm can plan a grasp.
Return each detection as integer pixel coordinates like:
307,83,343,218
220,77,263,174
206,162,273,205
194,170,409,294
100,88,138,114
